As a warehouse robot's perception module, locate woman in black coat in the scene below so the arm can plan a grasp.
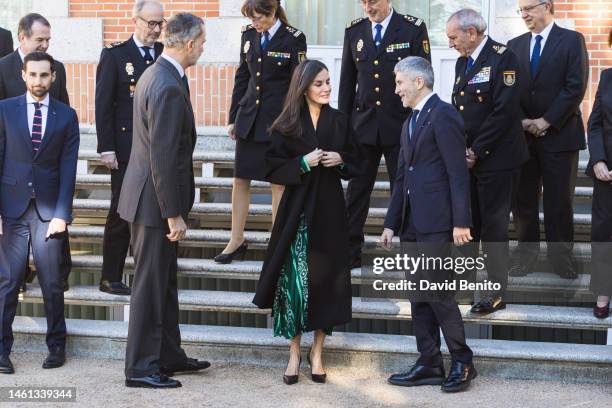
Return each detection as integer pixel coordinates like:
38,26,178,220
215,0,307,264
587,31,612,319
253,60,363,384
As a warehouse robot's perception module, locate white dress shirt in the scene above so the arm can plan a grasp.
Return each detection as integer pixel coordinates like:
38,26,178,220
530,20,555,58
27,92,50,139
469,35,488,63
18,47,26,62
160,53,185,77
371,8,394,41
412,91,435,122
133,35,156,59
261,18,282,46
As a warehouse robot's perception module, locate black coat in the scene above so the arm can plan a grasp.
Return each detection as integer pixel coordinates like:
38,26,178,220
452,37,528,171
0,50,69,104
253,105,364,330
0,27,13,58
95,36,163,163
586,68,612,178
507,23,588,152
338,10,430,147
229,23,306,142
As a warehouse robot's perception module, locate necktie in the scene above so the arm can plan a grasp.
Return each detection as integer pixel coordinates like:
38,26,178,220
530,34,543,76
374,23,383,49
409,109,420,142
466,56,474,74
182,75,190,95
142,46,154,64
261,31,270,51
31,102,43,155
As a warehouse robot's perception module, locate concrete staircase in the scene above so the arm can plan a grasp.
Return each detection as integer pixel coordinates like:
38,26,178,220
12,132,612,384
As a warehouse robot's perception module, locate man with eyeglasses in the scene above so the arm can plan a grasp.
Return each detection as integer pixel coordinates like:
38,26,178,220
339,0,431,269
507,0,588,279
95,0,165,295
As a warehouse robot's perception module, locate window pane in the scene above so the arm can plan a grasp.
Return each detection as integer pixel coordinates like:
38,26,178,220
0,0,34,34
285,0,482,46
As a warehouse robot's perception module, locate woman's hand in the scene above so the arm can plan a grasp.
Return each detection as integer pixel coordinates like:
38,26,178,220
304,148,324,167
228,124,236,140
320,151,343,167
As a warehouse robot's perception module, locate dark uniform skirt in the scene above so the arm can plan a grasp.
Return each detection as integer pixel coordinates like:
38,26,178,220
234,131,270,182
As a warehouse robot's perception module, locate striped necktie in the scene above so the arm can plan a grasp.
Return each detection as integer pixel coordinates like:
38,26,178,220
31,102,43,155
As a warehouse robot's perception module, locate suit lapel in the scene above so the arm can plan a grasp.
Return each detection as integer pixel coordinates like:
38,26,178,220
10,51,24,88
408,95,438,164
35,98,57,158
377,11,401,57
126,36,148,72
16,95,32,151
534,23,562,79
456,38,492,90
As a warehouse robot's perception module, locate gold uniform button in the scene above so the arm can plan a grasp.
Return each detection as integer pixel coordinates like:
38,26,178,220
374,73,379,79
397,57,401,61
356,57,360,62
256,86,260,91
277,62,282,66
376,101,381,106
130,79,135,83
256,72,261,77
485,150,490,155
374,60,379,65
356,107,360,111
460,91,465,96
256,99,260,105
476,89,481,94
375,87,380,93
257,58,261,62
459,106,464,111
122,127,126,131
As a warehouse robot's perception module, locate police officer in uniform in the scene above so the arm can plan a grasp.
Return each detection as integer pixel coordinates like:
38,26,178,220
339,0,430,267
215,0,306,264
95,0,164,295
447,9,528,314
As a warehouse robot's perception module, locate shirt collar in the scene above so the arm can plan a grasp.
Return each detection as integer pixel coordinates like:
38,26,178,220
132,35,147,49
26,92,50,107
17,47,26,62
266,18,282,39
372,8,394,32
469,35,488,62
414,91,435,113
532,20,554,40
160,53,185,77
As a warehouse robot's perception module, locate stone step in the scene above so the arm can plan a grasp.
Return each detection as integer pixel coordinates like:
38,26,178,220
11,316,612,383
19,285,612,330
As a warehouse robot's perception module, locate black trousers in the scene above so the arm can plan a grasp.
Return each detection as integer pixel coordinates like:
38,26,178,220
124,222,187,378
400,223,473,367
0,201,66,355
460,168,517,296
102,163,130,282
512,143,578,274
347,142,400,259
590,178,612,296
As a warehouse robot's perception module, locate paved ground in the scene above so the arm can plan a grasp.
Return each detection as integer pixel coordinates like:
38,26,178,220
0,352,609,408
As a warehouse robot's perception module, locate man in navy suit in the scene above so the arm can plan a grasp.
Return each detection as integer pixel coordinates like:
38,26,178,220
0,52,79,374
381,57,476,393
507,0,589,279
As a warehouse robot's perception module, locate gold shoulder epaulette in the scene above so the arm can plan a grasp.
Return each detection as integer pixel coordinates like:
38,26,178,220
105,41,123,49
492,45,507,54
346,17,366,29
285,25,303,38
404,14,423,27
241,24,254,33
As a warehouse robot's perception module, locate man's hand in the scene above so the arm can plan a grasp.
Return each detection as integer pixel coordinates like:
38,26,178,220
532,117,550,137
167,216,187,241
228,124,236,141
380,228,394,249
320,151,343,167
521,119,533,132
593,161,612,182
466,148,477,169
46,218,67,239
453,227,472,246
101,152,119,170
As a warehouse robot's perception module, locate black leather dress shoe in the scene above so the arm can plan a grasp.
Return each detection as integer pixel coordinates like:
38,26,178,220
593,302,610,319
508,263,530,277
19,283,27,293
214,242,248,264
63,280,69,292
99,280,131,295
557,266,578,280
470,296,505,314
42,346,65,369
125,373,182,388
388,364,445,386
0,355,14,374
160,358,211,376
441,361,477,393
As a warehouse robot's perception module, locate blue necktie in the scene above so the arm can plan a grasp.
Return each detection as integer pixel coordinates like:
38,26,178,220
261,31,270,51
409,109,420,142
530,34,543,76
466,56,474,74
31,102,43,155
142,46,154,64
374,24,383,49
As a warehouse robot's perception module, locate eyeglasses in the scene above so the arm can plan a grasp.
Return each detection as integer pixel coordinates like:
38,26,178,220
516,2,548,15
137,16,166,30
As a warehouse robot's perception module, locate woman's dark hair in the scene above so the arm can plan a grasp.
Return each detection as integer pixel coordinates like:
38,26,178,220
241,0,289,26
269,59,328,137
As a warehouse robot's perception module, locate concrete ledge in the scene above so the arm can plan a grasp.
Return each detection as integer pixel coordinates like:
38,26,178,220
12,317,612,383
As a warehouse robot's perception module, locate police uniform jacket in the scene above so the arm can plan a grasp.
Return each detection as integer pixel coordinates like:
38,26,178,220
452,37,528,172
229,23,306,142
338,11,430,147
95,36,163,163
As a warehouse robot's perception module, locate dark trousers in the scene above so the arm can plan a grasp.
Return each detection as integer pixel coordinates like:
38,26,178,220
347,142,400,259
102,164,130,282
460,168,517,296
590,178,612,296
512,143,578,274
400,223,473,367
25,229,71,282
0,201,66,355
124,222,187,378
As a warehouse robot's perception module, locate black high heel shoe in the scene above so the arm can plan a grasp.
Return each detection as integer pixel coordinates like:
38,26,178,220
283,356,301,385
307,347,327,383
213,241,248,264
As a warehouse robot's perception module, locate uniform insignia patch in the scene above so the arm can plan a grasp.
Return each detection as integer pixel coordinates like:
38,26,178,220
267,51,291,59
241,24,253,33
298,51,306,62
347,17,365,28
404,15,423,26
357,39,364,52
106,41,122,49
492,45,507,54
422,40,430,54
243,40,251,54
125,62,134,76
386,42,410,53
468,67,491,84
503,71,516,86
